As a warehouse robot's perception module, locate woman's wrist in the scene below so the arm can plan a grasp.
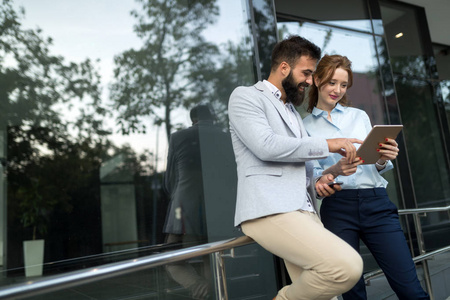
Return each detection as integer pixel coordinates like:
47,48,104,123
375,159,388,170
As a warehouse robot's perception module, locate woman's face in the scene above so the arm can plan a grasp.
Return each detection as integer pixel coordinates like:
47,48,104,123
316,67,349,112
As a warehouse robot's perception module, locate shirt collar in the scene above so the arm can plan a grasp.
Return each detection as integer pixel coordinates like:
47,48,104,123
263,80,282,100
311,103,345,116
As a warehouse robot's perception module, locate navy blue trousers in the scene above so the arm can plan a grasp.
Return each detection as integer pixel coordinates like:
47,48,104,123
321,188,429,300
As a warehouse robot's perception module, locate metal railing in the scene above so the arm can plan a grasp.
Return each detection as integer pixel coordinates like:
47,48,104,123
0,205,448,300
0,236,253,300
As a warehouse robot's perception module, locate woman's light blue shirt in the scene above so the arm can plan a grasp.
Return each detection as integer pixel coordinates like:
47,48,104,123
303,103,393,189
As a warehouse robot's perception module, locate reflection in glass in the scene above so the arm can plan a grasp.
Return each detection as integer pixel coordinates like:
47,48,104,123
434,44,450,137
18,264,211,300
250,0,278,80
3,0,110,279
110,0,223,140
276,0,372,33
277,22,387,125
434,44,450,81
380,2,429,78
1,0,256,285
440,79,450,138
379,1,450,211
371,19,384,36
164,105,215,244
162,105,219,299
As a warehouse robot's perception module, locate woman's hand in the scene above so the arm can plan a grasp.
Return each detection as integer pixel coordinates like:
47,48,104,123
316,174,342,198
377,138,399,161
326,157,364,177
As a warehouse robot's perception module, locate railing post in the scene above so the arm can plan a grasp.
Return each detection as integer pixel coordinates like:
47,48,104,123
413,213,434,300
212,250,228,300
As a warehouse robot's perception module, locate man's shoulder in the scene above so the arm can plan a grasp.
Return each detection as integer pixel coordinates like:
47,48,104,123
170,125,197,139
232,83,259,94
230,83,264,105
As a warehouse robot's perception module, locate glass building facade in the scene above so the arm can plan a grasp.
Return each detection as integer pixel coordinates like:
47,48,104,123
0,0,449,299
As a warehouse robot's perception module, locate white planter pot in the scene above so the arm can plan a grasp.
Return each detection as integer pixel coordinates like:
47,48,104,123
23,239,44,277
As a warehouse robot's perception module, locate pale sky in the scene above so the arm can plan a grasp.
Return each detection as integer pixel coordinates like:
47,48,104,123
13,0,248,172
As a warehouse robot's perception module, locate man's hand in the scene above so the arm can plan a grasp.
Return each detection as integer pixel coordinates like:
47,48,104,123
316,174,342,198
327,138,363,163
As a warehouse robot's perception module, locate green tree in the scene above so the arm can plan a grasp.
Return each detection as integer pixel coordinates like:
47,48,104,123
110,0,220,140
0,0,110,240
7,126,104,240
371,36,450,209
0,1,107,138
252,0,279,80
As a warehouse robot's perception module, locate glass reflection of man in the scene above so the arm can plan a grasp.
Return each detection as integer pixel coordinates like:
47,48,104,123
163,104,220,300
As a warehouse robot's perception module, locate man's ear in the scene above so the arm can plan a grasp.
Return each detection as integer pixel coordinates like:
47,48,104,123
279,61,290,77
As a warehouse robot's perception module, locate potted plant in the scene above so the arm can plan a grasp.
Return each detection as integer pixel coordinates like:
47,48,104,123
18,178,58,277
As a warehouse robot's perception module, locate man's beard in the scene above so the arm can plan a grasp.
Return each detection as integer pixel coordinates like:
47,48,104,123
282,72,308,106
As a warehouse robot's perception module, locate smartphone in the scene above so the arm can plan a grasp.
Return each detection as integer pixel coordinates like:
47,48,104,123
327,180,343,186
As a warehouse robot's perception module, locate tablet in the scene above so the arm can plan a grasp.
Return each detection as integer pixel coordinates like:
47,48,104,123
356,125,403,164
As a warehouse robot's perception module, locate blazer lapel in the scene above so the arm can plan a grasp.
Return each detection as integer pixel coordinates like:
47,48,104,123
253,81,302,138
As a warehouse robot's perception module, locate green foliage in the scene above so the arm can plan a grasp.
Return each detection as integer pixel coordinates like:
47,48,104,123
0,0,115,240
18,179,54,240
252,0,279,80
6,124,149,240
110,0,281,139
0,0,107,136
110,0,220,140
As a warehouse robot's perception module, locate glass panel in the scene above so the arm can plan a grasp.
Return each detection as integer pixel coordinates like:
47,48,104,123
371,35,406,210
371,19,384,36
434,44,450,80
16,245,277,300
434,44,450,143
379,1,450,212
19,261,211,299
274,13,391,119
419,209,450,251
276,0,372,33
380,2,427,77
251,0,278,80
0,129,4,270
440,78,450,145
379,1,450,253
1,0,279,291
392,79,450,203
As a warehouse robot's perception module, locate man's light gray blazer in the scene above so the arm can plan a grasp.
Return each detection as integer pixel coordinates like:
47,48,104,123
228,81,330,226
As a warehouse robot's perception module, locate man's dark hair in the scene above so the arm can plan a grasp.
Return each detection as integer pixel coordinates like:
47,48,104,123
271,35,321,71
190,104,216,124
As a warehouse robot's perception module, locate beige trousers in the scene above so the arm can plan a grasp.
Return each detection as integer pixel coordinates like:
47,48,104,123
241,210,363,300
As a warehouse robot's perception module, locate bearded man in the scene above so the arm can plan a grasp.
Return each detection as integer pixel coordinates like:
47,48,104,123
228,35,364,300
